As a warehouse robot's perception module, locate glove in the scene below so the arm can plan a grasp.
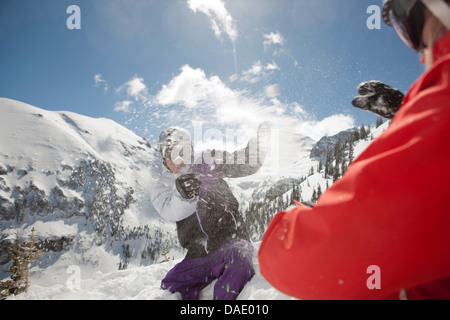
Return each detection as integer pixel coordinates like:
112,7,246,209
175,174,201,200
352,81,404,119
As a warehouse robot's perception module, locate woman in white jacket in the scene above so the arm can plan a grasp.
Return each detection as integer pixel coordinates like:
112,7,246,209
150,125,268,300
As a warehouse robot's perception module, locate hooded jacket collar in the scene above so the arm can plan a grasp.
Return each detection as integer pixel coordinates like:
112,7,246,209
431,30,450,62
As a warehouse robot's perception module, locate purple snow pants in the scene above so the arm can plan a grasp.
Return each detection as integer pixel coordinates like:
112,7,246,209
161,240,255,300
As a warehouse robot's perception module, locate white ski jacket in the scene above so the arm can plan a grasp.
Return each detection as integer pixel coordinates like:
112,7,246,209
150,169,198,222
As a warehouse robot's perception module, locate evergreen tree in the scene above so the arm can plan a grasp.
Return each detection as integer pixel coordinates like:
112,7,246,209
291,184,299,203
348,140,354,164
352,130,360,142
376,116,384,128
334,139,344,163
341,161,348,178
22,228,45,293
333,163,341,182
3,234,27,296
311,187,317,203
325,153,333,178
317,183,322,199
360,125,368,140
1,228,44,297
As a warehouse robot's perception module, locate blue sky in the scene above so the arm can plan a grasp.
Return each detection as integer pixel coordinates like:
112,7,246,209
0,0,424,145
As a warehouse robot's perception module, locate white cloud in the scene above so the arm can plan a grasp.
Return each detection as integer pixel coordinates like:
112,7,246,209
126,77,147,99
265,62,279,71
240,61,279,84
155,65,274,131
154,65,354,142
114,100,133,113
263,31,285,49
114,75,152,116
156,65,260,126
117,75,150,104
296,114,355,141
93,74,108,93
291,102,307,116
115,65,355,146
156,65,223,108
187,0,237,42
263,31,288,56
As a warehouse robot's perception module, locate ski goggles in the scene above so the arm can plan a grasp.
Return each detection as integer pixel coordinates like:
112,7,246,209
382,0,427,52
161,145,184,163
160,144,192,165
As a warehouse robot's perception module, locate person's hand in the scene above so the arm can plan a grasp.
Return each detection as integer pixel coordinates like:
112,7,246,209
175,174,201,200
352,81,404,119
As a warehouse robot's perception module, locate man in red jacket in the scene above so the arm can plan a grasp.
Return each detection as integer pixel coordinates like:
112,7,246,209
259,0,450,300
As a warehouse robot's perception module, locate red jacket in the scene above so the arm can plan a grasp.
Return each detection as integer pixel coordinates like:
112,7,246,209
259,32,450,300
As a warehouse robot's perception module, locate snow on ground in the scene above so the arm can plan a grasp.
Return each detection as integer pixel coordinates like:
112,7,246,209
8,242,294,300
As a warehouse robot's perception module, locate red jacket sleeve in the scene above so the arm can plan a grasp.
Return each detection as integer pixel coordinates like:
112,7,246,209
258,59,450,300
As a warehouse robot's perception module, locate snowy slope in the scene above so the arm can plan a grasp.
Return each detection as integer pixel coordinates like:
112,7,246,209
8,242,294,300
0,97,183,284
0,97,161,225
353,121,390,157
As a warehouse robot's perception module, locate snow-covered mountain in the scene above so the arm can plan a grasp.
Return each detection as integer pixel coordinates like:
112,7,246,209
0,98,183,283
0,97,388,299
310,128,358,164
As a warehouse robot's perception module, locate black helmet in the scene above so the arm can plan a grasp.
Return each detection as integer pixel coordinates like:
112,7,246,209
383,0,450,52
382,0,427,51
